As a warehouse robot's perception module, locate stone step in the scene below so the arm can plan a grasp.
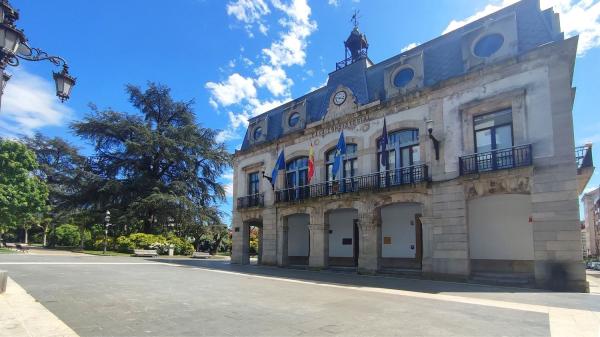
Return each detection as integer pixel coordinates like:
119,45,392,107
378,268,422,278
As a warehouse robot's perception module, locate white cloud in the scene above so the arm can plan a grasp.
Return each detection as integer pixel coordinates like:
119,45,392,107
0,68,72,137
208,0,316,144
226,0,270,23
401,42,420,53
226,0,271,37
328,0,340,6
205,73,257,107
221,169,234,197
255,65,293,96
442,0,600,56
263,0,317,67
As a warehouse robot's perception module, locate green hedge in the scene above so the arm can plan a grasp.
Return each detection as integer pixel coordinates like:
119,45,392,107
115,233,194,255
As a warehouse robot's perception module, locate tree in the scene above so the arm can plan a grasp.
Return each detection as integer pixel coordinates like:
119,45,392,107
0,139,48,242
72,83,231,233
23,133,98,248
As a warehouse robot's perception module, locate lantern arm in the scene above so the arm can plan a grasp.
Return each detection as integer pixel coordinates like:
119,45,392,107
16,46,67,67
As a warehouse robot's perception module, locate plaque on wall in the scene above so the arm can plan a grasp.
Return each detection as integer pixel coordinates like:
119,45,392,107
383,237,392,245
234,227,240,232
342,238,352,245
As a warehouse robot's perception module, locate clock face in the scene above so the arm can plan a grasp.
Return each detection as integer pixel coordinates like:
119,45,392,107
333,91,347,105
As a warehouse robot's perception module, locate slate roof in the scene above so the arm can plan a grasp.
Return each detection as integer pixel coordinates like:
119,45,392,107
240,0,562,151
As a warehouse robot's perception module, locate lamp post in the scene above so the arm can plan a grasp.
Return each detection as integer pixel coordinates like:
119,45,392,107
426,119,440,160
103,210,111,254
0,0,75,110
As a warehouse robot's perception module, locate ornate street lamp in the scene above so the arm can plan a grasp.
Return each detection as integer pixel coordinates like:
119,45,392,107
0,0,75,109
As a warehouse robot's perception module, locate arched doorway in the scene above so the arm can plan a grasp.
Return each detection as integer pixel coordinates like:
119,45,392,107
247,220,263,265
328,208,359,267
286,214,310,266
379,203,423,270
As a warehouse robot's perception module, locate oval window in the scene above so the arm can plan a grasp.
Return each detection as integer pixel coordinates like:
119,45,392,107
289,112,300,127
473,33,504,58
253,126,262,140
393,68,415,88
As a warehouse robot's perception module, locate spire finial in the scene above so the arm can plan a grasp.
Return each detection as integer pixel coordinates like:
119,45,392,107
351,9,360,28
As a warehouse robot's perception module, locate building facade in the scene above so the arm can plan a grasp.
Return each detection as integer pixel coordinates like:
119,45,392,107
582,187,600,257
231,0,594,291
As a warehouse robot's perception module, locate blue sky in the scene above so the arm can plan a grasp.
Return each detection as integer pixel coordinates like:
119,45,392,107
1,0,599,222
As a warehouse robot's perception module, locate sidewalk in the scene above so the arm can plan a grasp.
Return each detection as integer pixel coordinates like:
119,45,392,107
0,277,78,337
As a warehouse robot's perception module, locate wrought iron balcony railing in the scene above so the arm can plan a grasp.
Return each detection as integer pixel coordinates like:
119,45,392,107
275,164,428,203
459,144,532,175
335,50,368,70
237,193,265,209
575,144,593,172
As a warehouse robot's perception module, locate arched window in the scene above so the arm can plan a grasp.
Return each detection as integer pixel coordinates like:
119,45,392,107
377,129,420,171
286,157,309,188
325,144,358,181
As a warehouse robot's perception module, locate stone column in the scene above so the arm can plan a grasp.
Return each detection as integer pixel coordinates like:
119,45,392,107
277,214,289,267
308,223,329,270
231,218,249,265
419,216,436,274
357,211,379,274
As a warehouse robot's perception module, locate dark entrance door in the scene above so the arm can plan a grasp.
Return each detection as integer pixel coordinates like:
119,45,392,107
353,219,359,267
415,214,423,269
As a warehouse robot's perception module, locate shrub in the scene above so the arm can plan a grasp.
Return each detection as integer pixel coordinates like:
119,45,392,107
165,234,194,255
55,224,80,247
113,233,194,255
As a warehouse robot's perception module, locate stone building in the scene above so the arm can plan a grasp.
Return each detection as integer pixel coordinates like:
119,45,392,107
231,0,594,291
582,187,600,258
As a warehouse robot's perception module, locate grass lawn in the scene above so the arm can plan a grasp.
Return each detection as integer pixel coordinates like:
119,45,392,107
0,248,15,254
79,250,132,257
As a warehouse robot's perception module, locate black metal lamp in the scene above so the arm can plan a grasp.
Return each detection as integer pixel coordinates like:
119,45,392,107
0,0,75,108
426,119,440,160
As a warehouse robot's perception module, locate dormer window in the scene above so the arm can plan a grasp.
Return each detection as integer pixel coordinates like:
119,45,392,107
473,33,504,58
253,127,263,140
288,112,300,127
393,67,415,88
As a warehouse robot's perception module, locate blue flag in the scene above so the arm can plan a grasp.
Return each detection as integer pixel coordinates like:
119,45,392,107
271,149,286,187
379,118,388,169
332,131,347,180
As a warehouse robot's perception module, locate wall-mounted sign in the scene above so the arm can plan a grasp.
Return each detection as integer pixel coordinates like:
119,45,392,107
383,237,392,245
342,238,353,245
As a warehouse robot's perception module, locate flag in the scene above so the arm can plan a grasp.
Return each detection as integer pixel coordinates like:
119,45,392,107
332,131,347,180
271,149,285,187
308,143,315,183
379,117,388,169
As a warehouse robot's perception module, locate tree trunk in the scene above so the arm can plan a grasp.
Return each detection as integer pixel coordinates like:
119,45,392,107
43,230,47,247
79,225,85,250
24,228,28,244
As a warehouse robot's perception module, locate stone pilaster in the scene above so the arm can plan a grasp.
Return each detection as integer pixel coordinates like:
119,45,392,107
357,211,379,274
261,207,277,265
308,223,329,269
231,216,249,265
277,215,289,267
419,216,436,274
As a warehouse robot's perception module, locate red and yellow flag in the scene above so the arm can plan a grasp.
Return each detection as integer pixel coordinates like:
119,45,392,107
308,143,315,183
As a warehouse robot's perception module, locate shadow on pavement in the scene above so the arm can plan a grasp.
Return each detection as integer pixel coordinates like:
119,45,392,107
150,258,542,295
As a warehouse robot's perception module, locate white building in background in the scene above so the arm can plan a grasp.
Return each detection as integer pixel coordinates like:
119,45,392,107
582,187,600,258
231,0,594,291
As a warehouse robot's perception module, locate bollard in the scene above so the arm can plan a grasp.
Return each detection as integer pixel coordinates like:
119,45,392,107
0,270,7,294
168,244,174,257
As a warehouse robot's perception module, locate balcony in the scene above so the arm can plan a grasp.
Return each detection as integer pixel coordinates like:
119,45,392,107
335,50,368,70
459,144,532,176
275,164,428,203
576,144,594,195
237,193,264,210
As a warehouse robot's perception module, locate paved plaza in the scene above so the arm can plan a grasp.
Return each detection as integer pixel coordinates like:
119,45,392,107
1,253,600,336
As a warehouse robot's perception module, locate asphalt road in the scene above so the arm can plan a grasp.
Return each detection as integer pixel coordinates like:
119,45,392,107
1,253,599,336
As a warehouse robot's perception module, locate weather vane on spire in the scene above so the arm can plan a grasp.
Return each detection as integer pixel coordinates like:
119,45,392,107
351,9,360,28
